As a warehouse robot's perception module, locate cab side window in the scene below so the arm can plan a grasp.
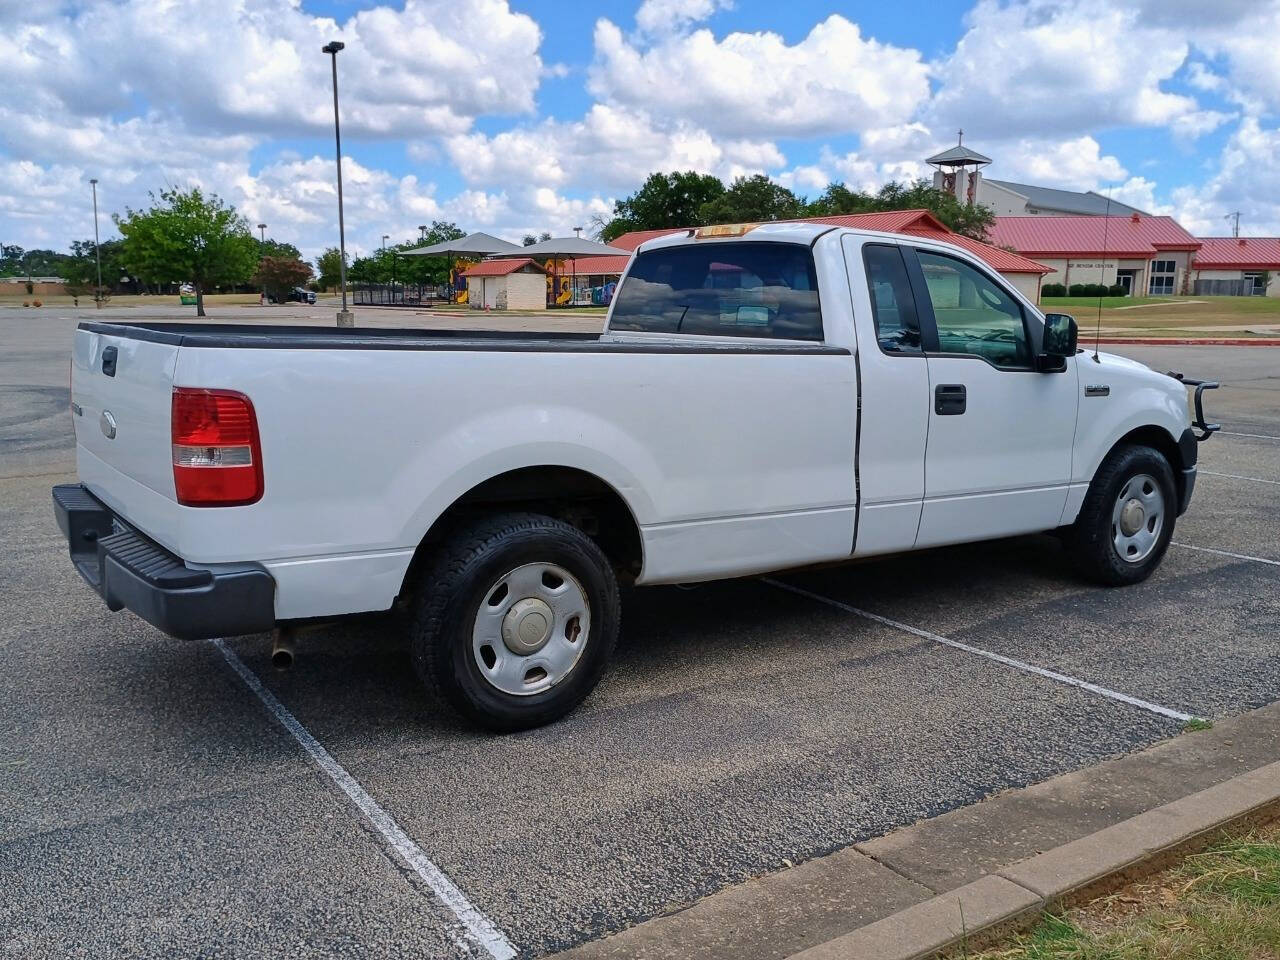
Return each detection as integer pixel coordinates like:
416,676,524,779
863,244,922,354
915,251,1031,369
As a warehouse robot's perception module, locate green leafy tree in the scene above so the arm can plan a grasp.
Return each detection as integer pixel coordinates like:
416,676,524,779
404,221,466,286
522,234,537,246
601,171,726,241
253,256,313,301
114,187,258,316
806,179,995,240
0,244,26,277
315,247,344,290
699,174,805,225
258,239,302,261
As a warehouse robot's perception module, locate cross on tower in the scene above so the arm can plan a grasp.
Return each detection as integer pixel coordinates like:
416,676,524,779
957,128,964,145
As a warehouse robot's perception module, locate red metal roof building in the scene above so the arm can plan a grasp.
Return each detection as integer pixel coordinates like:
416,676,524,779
988,214,1202,296
1190,237,1280,297
458,257,546,277
570,210,1051,302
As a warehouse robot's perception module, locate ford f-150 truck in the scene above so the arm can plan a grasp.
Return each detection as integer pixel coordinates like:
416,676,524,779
54,221,1218,730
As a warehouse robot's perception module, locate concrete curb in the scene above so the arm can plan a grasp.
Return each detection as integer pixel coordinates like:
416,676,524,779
786,760,1280,960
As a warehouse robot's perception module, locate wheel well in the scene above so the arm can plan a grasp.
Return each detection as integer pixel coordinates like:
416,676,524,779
1107,425,1185,497
400,466,644,599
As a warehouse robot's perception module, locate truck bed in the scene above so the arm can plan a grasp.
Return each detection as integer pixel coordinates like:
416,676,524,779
77,322,847,355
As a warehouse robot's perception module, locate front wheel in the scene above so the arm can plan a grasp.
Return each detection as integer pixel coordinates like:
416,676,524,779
1065,444,1176,586
409,512,620,731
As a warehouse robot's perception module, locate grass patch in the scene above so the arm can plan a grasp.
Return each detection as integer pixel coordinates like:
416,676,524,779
1182,718,1214,733
968,820,1280,959
1042,296,1181,309
1043,295,1280,335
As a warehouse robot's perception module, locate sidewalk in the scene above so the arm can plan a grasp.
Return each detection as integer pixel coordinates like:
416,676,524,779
553,701,1280,960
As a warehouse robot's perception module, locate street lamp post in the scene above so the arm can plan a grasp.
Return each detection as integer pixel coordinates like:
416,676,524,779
322,40,353,327
89,179,103,308
257,223,267,306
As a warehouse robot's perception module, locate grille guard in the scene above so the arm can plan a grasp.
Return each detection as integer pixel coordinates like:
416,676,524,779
1166,371,1221,442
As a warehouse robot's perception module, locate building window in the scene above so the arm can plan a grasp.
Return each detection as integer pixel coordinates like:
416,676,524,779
1149,260,1176,295
1244,272,1265,296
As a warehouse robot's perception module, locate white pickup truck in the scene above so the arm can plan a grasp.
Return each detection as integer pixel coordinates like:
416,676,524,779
54,222,1218,729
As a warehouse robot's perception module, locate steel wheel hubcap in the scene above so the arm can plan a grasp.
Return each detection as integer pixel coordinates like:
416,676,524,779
1112,473,1164,564
472,562,590,697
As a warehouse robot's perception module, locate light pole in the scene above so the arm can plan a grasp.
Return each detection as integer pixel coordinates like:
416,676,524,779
257,223,267,305
89,179,103,308
322,40,353,327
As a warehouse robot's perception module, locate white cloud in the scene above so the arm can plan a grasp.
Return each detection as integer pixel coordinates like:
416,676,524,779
635,0,733,37
443,104,785,191
0,0,545,146
1171,117,1280,235
588,14,929,139
929,0,1212,138
991,135,1128,191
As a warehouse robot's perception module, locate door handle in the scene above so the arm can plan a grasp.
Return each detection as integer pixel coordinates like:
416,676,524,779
935,383,966,415
101,345,117,377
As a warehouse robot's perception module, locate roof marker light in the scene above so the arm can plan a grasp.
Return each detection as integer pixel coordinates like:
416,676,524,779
695,223,760,239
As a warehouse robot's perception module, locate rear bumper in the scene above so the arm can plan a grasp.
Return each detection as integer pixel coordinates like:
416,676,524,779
52,484,276,640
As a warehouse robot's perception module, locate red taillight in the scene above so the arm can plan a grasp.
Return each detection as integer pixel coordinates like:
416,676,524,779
171,388,263,506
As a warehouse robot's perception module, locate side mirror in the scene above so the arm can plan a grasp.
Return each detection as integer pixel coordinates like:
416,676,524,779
1039,313,1077,370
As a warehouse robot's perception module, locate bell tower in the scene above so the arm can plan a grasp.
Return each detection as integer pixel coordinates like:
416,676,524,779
925,130,991,206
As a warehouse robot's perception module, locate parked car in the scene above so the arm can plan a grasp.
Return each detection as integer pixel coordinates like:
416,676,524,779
290,287,316,305
54,222,1217,730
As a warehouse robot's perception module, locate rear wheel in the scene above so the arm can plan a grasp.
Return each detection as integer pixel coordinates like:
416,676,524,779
1066,445,1176,586
409,512,620,731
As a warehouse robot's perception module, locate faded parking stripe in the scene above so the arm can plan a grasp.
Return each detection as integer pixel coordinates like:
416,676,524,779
1173,542,1280,567
212,639,517,960
763,578,1197,723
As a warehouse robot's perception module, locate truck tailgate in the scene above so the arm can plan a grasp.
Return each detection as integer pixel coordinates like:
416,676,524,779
71,326,182,548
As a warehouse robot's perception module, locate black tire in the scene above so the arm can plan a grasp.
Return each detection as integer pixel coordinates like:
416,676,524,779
409,512,620,731
1065,444,1177,586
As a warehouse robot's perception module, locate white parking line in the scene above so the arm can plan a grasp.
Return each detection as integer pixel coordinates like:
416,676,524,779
1200,470,1280,486
1221,431,1280,441
762,579,1196,723
1172,542,1280,567
211,639,517,960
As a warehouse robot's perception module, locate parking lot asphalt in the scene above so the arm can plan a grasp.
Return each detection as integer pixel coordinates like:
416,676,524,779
2,309,1277,958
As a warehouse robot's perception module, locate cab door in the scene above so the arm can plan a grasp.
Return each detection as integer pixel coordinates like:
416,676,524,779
842,237,931,556
907,247,1079,549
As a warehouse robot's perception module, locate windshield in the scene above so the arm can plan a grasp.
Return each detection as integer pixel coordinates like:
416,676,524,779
609,242,823,341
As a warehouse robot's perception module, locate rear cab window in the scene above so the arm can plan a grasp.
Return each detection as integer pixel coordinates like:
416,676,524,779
609,241,823,341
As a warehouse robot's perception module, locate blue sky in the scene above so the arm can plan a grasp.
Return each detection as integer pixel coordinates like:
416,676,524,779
2,0,1278,259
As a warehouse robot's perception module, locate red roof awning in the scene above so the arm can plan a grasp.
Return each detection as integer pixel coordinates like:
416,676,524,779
1192,237,1280,269
459,257,546,278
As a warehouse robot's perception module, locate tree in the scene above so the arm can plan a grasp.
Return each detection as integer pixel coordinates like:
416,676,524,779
805,179,995,240
316,247,344,291
522,234,537,246
253,256,313,301
114,187,258,316
699,174,804,225
259,239,302,261
600,170,726,241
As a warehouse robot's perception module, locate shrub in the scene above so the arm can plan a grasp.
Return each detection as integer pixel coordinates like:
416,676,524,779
1108,283,1126,296
32,299,42,307
22,300,30,307
1042,282,1066,297
1068,284,1087,297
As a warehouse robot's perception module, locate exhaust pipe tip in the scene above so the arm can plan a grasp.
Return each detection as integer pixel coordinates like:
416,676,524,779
271,629,295,670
